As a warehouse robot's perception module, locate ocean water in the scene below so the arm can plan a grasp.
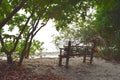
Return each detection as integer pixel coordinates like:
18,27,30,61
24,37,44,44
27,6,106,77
30,52,60,59
0,52,60,60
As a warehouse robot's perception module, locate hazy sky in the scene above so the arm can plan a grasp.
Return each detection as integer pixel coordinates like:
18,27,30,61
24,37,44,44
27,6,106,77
34,20,59,52
4,20,59,52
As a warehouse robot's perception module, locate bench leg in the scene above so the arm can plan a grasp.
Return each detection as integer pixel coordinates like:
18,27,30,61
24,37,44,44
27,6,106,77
90,54,93,64
59,56,62,66
65,56,69,68
83,54,86,63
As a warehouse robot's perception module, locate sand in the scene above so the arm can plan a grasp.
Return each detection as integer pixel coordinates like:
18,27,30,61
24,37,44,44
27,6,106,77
22,57,120,80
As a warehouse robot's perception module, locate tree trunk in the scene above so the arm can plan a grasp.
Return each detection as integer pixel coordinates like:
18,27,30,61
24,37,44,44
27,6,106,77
25,50,29,59
0,0,2,5
18,51,26,66
7,54,13,64
18,56,23,66
18,53,26,66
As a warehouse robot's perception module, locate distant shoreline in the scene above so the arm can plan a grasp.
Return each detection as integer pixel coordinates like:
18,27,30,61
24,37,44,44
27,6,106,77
32,51,60,58
0,52,60,60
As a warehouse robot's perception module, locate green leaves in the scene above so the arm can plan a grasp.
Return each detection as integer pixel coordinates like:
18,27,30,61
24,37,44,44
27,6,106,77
30,40,44,55
0,0,11,22
55,20,68,31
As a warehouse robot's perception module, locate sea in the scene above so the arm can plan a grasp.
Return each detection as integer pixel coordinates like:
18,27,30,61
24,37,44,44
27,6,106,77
31,52,60,59
0,51,60,60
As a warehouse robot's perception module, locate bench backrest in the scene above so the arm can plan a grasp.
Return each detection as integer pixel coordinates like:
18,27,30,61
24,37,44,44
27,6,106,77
63,41,94,55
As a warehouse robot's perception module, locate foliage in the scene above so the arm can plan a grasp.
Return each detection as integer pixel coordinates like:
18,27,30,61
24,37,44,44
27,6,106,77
0,0,98,65
53,0,120,61
14,39,44,58
93,0,120,60
53,0,96,46
1,0,120,65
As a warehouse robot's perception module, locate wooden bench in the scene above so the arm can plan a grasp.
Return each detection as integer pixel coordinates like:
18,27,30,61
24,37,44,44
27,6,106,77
58,41,95,68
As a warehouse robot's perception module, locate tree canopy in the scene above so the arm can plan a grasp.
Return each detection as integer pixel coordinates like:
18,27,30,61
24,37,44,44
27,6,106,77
53,0,120,61
0,0,95,65
0,0,120,65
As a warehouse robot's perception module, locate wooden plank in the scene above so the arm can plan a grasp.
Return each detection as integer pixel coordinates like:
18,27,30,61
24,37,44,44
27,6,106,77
58,41,95,68
65,41,71,68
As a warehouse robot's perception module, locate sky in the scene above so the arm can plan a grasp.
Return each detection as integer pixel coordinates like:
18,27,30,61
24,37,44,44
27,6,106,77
3,20,60,52
3,9,61,52
34,20,59,52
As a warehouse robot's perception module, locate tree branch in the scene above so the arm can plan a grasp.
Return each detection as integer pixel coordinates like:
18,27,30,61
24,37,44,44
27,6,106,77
0,0,27,29
0,35,9,53
10,10,34,53
33,20,48,37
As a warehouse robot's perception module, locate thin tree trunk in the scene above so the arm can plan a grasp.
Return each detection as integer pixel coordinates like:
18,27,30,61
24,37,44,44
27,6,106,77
0,0,2,5
18,27,32,66
10,8,34,53
0,35,13,64
18,11,48,66
18,54,24,66
7,54,13,64
25,50,29,59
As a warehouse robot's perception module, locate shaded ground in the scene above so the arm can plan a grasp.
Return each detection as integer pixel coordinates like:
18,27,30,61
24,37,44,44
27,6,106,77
0,57,120,80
